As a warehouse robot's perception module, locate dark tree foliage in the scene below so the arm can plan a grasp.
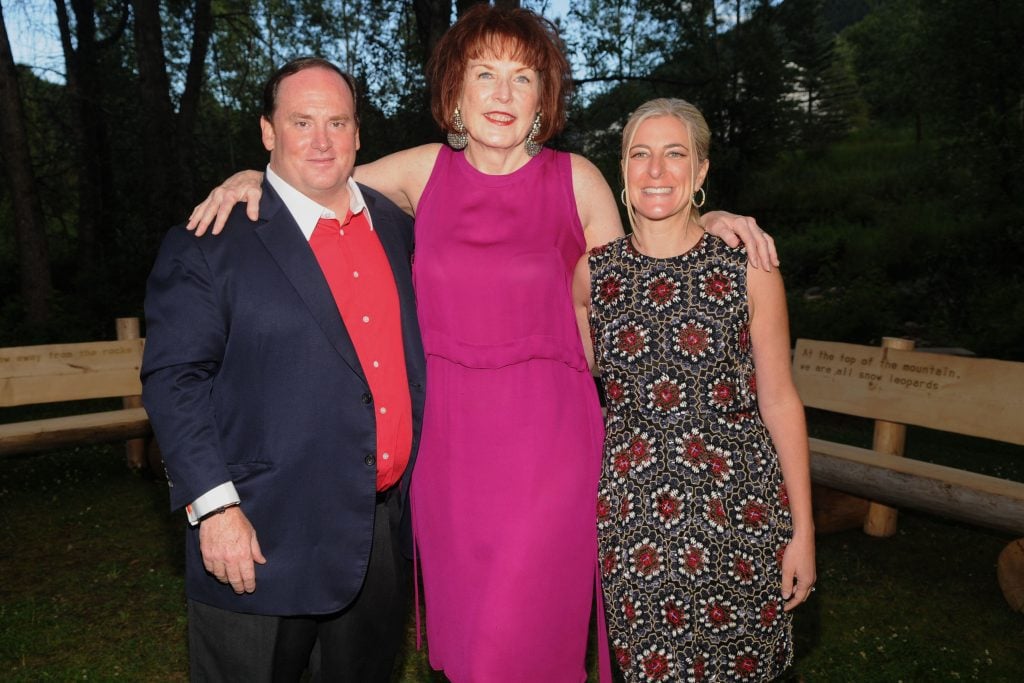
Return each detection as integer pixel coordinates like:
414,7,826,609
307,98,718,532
839,0,1024,357
565,0,858,208
0,0,443,342
0,0,1020,356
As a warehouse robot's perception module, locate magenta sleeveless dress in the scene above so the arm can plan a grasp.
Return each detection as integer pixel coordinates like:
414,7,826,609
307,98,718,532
411,146,606,682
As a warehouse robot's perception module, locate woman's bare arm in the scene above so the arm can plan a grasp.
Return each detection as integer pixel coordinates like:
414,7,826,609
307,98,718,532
571,154,625,251
572,254,596,374
185,144,442,236
353,144,442,217
747,263,816,611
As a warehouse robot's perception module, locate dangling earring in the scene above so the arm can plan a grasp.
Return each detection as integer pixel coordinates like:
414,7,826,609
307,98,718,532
620,188,629,207
524,112,542,157
447,107,468,150
692,187,706,208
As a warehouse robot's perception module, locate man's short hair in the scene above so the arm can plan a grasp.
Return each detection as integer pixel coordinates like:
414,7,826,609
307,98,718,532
262,57,359,124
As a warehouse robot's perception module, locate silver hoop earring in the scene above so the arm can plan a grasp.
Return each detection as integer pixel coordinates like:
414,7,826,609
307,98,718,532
447,107,468,150
692,187,706,208
620,188,628,207
525,112,542,157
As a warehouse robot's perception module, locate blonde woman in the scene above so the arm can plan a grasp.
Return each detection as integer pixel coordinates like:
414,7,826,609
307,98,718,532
574,98,815,682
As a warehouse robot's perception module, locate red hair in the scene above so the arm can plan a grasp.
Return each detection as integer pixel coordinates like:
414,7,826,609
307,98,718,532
428,5,572,144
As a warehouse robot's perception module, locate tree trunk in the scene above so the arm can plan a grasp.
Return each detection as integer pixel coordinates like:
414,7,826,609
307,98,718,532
456,0,516,18
131,0,180,227
0,1,53,325
56,0,120,267
412,0,523,72
456,0,480,16
413,0,451,66
130,0,215,227
174,0,213,213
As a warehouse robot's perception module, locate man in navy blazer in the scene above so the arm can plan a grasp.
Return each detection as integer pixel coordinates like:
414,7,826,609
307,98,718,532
142,58,425,681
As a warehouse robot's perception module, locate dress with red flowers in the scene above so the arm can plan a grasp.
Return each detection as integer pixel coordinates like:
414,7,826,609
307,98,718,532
590,234,793,682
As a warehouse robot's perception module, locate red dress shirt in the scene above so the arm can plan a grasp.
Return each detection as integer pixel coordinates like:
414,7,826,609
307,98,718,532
310,210,412,491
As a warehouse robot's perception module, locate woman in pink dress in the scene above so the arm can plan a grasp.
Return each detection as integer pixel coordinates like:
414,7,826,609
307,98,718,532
188,8,777,681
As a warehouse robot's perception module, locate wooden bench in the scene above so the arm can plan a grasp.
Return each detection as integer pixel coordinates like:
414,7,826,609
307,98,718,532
793,337,1024,610
0,318,150,466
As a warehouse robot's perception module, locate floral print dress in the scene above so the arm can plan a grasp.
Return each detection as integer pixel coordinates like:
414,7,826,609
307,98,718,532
590,234,793,682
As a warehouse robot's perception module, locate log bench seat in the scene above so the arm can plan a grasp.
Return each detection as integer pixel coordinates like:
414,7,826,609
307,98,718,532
794,338,1024,610
0,318,150,464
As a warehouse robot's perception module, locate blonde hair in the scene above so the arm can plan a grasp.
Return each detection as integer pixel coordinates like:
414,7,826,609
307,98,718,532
620,98,711,232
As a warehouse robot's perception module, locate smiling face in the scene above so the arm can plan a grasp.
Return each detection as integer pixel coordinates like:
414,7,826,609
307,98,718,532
260,66,360,210
458,52,540,153
624,114,709,225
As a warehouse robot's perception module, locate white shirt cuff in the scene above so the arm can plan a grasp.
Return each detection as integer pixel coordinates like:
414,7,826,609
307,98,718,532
185,482,240,526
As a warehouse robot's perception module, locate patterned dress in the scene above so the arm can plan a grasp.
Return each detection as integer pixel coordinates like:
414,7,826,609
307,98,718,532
590,234,794,682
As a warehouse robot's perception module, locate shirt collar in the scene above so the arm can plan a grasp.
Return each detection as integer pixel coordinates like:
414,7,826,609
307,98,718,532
265,166,370,241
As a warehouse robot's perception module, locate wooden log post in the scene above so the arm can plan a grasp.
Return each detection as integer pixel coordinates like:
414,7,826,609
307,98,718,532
808,439,1024,536
811,484,869,534
863,337,915,538
116,317,147,470
998,539,1024,613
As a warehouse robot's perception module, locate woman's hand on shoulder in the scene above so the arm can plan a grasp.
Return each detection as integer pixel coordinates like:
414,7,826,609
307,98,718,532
353,143,441,217
570,154,625,251
702,210,779,271
187,170,265,236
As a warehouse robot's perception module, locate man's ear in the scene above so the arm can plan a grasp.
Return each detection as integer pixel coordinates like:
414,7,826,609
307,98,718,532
260,116,275,152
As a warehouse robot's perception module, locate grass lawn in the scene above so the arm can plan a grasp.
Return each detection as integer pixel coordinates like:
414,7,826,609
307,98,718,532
2,415,1022,681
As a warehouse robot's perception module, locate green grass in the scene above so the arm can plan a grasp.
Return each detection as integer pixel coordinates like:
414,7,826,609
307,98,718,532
0,445,186,681
794,512,1022,681
2,421,1022,681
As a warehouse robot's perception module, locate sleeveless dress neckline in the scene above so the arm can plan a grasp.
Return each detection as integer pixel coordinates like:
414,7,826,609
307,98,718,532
449,147,547,187
628,229,709,263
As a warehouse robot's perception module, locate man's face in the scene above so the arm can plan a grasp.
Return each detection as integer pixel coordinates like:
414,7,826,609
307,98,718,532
260,67,360,207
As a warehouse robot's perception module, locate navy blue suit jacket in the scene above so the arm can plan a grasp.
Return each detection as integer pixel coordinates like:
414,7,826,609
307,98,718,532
141,181,425,616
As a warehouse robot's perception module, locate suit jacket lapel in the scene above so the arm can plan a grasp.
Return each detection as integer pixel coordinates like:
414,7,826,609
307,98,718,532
254,182,367,385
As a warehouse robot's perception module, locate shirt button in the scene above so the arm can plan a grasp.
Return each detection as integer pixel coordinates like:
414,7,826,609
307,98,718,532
339,229,345,236
379,407,387,415
361,393,372,404
363,453,375,466
373,360,380,368
382,452,390,461
353,271,359,278
362,315,370,323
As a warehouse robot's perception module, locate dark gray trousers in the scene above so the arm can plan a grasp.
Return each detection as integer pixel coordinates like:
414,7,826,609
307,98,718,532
188,489,411,682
